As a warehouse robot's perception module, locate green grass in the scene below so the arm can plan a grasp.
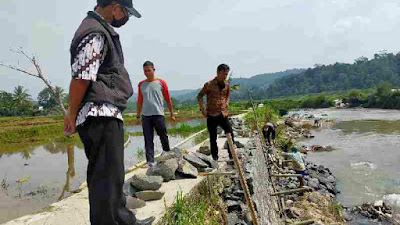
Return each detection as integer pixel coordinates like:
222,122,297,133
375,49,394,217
168,124,207,135
158,175,229,225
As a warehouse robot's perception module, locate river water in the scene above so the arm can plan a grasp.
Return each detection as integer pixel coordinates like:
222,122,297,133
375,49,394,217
291,108,400,211
0,118,206,223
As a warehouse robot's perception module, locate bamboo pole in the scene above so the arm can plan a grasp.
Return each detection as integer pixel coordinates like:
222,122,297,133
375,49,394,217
271,174,302,178
199,172,235,176
227,134,259,225
271,187,311,196
289,219,315,225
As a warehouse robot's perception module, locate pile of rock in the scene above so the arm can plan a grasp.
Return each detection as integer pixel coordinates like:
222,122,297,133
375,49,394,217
284,118,313,139
347,201,394,223
123,150,219,210
276,162,339,198
124,174,164,209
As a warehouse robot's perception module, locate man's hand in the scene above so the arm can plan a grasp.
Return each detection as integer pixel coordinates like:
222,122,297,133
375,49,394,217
64,112,76,136
170,115,176,123
201,108,207,118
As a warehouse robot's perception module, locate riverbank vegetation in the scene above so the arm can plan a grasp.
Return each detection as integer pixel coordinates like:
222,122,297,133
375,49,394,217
158,175,229,225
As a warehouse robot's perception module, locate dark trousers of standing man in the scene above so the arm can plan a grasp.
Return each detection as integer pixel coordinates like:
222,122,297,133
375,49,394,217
207,114,235,160
78,117,136,225
142,115,170,163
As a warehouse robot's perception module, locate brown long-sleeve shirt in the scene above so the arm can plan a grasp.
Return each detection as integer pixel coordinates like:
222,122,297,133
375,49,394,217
197,78,230,116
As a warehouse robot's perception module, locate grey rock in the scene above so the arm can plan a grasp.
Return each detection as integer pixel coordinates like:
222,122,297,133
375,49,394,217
194,152,218,169
343,210,353,221
318,176,329,186
156,151,178,163
288,183,297,189
149,158,179,182
235,141,245,148
198,146,211,155
307,192,321,204
327,175,336,183
126,196,146,209
227,213,240,225
135,190,165,201
307,178,320,190
227,200,242,212
199,167,214,173
183,154,208,169
130,175,163,191
176,159,198,178
224,140,245,149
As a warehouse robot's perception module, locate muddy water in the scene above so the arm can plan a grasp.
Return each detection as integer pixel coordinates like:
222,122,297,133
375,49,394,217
0,118,206,223
294,109,400,210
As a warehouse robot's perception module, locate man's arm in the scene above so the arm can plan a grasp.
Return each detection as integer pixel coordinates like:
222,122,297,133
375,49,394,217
197,83,208,117
64,79,89,135
136,82,143,119
160,80,175,121
64,32,106,136
226,83,230,107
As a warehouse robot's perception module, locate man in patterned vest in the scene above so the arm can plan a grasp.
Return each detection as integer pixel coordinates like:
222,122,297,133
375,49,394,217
64,1,154,224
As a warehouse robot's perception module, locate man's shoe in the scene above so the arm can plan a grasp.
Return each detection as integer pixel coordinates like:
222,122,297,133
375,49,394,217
134,216,155,225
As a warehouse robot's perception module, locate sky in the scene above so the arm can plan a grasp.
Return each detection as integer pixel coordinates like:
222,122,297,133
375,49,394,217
1,0,400,99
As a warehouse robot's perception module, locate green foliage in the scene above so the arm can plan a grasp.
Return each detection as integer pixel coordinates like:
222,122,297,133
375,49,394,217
0,86,33,116
264,52,400,98
37,86,66,110
244,106,279,131
328,202,344,221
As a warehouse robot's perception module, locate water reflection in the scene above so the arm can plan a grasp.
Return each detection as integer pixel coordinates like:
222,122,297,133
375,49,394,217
0,118,207,223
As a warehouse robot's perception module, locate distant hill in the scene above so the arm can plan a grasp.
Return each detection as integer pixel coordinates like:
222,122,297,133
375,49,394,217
264,52,400,98
168,69,305,103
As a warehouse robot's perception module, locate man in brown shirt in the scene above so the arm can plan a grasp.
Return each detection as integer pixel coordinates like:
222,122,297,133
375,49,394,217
198,64,235,161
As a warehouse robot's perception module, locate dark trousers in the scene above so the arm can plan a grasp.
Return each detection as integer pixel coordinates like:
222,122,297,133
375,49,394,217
142,115,170,163
207,115,234,160
78,117,136,225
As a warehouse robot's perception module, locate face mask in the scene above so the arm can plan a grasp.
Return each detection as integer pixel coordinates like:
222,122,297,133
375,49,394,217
111,16,129,28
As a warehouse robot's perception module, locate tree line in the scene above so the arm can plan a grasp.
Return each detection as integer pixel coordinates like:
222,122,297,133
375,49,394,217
262,51,400,99
0,86,67,116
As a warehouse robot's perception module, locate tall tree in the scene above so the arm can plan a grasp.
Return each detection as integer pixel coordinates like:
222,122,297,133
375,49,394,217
38,86,66,109
13,85,31,104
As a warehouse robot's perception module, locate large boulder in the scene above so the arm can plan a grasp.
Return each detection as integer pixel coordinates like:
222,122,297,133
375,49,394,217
156,151,178,163
130,174,163,191
194,152,218,169
183,154,208,169
135,190,165,201
126,196,146,209
177,159,198,178
149,158,179,182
